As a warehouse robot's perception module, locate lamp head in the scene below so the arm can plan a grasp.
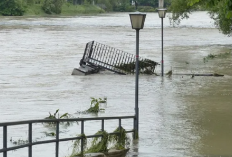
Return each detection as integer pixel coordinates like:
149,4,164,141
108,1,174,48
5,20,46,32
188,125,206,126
157,8,167,18
129,12,146,29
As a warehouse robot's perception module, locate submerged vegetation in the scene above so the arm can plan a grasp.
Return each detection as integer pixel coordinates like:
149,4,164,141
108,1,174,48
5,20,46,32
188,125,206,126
76,97,107,114
70,126,130,157
44,109,74,127
86,97,106,113
166,70,173,77
115,59,158,75
204,51,232,63
10,138,29,145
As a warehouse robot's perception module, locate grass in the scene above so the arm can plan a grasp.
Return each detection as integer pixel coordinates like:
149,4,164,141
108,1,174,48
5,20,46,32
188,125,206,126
203,51,232,63
61,4,104,15
23,3,104,16
24,4,47,16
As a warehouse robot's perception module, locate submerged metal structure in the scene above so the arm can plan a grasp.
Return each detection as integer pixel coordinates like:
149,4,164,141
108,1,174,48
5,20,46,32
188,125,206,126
72,41,158,75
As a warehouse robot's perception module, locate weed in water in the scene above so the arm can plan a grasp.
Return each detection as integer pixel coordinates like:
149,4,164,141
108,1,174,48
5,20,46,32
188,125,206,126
83,97,106,114
204,51,231,62
10,137,29,145
70,134,87,157
70,126,130,156
44,109,75,127
109,126,130,150
115,59,158,75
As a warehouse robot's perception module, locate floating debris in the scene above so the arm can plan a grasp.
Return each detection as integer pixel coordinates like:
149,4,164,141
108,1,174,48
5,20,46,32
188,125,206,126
72,41,158,75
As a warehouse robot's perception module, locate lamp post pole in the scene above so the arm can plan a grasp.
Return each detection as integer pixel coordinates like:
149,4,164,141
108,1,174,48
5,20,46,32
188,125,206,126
157,8,167,77
129,12,146,139
135,28,139,137
161,17,164,76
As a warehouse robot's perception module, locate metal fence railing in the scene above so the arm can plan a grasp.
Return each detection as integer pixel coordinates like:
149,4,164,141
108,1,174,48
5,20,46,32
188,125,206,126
80,41,158,75
0,116,135,157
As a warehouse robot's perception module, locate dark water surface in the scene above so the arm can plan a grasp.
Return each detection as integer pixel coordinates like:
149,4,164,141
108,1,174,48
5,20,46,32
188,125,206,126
0,12,232,157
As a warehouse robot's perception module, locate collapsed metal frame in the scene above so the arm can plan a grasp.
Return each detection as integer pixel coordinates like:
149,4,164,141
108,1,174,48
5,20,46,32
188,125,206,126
80,41,158,75
0,116,135,157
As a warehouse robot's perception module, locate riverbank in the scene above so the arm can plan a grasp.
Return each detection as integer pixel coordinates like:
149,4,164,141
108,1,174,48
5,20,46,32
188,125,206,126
23,4,104,16
23,5,157,17
0,2,156,17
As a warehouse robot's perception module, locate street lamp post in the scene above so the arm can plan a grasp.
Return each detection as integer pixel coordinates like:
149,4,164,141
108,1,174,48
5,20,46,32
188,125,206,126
129,12,146,139
157,0,167,77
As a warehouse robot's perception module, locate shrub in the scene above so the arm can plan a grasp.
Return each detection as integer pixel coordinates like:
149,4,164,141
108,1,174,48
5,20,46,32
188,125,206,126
0,0,26,16
137,6,156,12
42,0,63,14
42,0,53,14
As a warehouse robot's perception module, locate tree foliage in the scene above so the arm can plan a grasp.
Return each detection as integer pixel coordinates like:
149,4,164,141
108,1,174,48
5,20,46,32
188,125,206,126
0,0,26,16
42,0,63,14
137,0,156,7
169,0,232,35
136,0,171,7
27,0,35,5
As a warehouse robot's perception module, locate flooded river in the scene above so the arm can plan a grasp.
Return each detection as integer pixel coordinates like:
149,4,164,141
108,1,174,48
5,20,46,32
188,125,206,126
0,12,232,157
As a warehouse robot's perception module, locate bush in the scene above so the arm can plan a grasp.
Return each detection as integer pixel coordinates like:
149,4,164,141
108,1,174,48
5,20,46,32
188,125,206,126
42,0,63,14
97,0,113,11
42,0,53,14
0,0,26,16
137,6,156,12
113,4,135,12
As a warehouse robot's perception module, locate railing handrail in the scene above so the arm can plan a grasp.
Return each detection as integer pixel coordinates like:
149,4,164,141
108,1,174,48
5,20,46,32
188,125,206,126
0,115,136,157
0,116,135,126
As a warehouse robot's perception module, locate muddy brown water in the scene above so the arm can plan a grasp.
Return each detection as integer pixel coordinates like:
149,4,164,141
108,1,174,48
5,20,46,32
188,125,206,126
0,12,232,157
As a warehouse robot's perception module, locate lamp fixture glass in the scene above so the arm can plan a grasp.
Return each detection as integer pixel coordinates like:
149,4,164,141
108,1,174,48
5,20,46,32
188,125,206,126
129,12,146,29
158,8,167,18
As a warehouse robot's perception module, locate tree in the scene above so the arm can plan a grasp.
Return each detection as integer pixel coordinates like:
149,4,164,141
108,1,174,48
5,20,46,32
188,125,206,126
0,0,25,16
169,0,232,35
136,0,156,7
42,0,63,14
27,0,35,5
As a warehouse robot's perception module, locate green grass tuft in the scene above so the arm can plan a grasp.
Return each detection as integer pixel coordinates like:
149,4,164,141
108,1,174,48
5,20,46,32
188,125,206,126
23,3,104,16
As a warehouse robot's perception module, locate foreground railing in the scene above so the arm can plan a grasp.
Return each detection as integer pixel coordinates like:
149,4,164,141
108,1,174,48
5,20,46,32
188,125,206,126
0,116,135,157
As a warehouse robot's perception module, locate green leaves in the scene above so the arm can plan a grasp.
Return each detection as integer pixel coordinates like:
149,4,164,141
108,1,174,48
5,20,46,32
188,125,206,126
42,0,63,14
226,11,232,19
0,0,25,16
187,0,200,6
44,109,73,127
169,0,232,35
86,97,106,113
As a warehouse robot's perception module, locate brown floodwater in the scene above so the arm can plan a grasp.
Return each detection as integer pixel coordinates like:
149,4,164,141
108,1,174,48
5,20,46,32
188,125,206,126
0,11,232,157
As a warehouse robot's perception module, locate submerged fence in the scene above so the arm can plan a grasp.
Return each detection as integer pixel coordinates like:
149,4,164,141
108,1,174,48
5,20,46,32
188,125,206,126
0,116,135,157
80,41,158,75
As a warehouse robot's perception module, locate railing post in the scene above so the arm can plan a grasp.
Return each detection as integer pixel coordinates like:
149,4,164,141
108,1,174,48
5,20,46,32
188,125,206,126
56,122,59,157
28,123,32,157
3,126,7,157
101,119,104,131
88,41,94,59
133,116,136,139
81,120,84,155
119,118,121,144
